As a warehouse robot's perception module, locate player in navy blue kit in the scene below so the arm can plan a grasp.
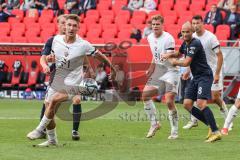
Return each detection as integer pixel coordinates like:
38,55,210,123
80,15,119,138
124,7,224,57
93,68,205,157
168,22,221,142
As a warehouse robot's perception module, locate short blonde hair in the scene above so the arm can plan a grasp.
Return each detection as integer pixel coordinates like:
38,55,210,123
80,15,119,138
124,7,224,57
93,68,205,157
151,15,164,24
66,14,80,24
57,14,67,23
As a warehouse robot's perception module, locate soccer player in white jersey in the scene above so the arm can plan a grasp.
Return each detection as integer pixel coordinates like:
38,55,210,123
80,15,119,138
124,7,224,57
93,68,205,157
27,14,116,147
182,15,230,129
221,87,240,135
38,14,85,141
143,15,179,139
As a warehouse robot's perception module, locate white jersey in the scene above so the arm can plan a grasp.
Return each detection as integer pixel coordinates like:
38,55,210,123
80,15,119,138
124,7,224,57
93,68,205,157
147,31,179,89
50,35,96,93
147,31,177,71
193,30,220,74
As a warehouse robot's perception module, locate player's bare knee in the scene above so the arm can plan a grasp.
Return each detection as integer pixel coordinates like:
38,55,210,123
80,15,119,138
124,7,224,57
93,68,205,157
72,97,81,104
235,99,240,108
183,100,192,111
196,100,207,109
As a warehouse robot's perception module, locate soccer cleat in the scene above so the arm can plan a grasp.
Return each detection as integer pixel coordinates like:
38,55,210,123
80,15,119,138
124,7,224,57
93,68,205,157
205,132,221,143
36,139,58,147
72,131,80,141
27,129,46,140
221,128,229,135
206,128,212,140
146,123,161,138
182,121,198,129
168,133,178,140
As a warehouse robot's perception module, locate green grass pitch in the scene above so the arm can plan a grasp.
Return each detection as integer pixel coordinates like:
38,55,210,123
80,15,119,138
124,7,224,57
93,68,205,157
0,99,240,160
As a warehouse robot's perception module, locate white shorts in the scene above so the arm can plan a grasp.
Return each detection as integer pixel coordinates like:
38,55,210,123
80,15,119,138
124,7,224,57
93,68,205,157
237,88,240,99
146,65,180,95
211,72,223,91
45,87,75,103
44,87,57,103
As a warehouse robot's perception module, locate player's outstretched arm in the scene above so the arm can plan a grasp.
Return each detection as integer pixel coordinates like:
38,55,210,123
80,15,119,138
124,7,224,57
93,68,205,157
94,50,116,78
214,49,223,83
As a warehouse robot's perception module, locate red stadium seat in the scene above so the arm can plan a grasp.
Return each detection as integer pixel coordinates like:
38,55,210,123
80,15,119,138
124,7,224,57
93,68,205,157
112,0,128,14
0,23,10,35
174,1,189,12
132,11,147,21
99,17,114,24
158,0,174,12
99,10,114,19
41,23,56,33
57,0,65,9
102,30,117,40
25,23,41,32
97,2,112,11
86,10,100,20
102,23,118,33
25,9,39,21
148,11,162,19
177,16,193,25
11,9,24,21
78,23,87,37
23,17,37,24
130,17,145,25
88,38,105,44
118,30,131,39
25,30,40,37
27,36,43,43
215,25,230,38
11,23,25,32
190,3,205,12
0,36,12,43
8,17,21,24
140,38,148,45
38,16,53,24
164,16,177,25
41,9,54,19
12,36,27,43
115,16,129,25
118,24,132,32
204,24,214,33
86,30,101,38
10,30,25,37
84,16,99,26
87,24,102,34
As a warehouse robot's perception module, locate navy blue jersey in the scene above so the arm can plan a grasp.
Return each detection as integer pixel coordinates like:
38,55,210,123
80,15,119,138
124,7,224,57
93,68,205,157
179,38,212,77
41,37,54,56
41,36,55,72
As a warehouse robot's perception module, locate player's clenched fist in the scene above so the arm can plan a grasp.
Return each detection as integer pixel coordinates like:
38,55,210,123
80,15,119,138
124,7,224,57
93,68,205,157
46,53,55,63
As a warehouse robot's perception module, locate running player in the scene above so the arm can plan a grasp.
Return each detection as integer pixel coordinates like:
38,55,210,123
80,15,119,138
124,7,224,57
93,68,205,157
221,87,240,135
183,15,230,129
27,14,116,147
169,22,221,142
38,14,83,140
143,15,179,139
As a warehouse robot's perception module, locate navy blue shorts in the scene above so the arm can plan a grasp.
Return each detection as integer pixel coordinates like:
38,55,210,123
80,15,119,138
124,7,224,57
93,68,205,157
184,75,213,101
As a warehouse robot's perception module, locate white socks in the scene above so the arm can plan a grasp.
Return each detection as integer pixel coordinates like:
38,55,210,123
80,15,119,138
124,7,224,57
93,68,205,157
168,110,178,135
36,115,52,132
220,101,229,119
144,100,158,126
47,128,58,142
223,105,238,129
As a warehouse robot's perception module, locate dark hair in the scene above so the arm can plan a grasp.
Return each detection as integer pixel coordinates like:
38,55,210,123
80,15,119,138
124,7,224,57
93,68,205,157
192,15,203,21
